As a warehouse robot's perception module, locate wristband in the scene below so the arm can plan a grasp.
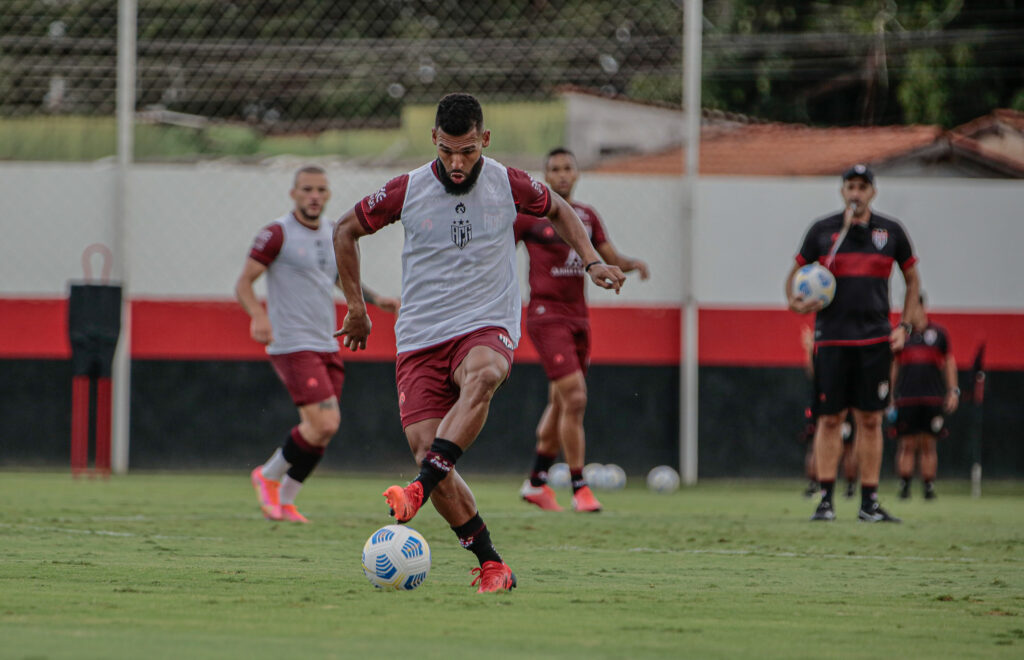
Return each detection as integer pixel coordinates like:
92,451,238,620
584,261,601,273
950,387,961,396
899,321,912,334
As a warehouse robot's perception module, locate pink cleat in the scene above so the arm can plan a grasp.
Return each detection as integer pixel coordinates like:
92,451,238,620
519,480,563,511
571,485,603,513
470,561,517,593
280,504,309,524
250,467,282,520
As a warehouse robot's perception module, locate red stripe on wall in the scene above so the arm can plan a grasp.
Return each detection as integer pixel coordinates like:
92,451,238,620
3,298,1022,369
131,300,398,361
0,298,70,358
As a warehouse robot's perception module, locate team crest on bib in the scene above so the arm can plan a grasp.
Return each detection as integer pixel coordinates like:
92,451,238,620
872,228,888,250
451,218,472,248
924,328,937,345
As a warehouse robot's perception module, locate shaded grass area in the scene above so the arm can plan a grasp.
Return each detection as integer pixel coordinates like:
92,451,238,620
0,472,1021,659
0,102,564,162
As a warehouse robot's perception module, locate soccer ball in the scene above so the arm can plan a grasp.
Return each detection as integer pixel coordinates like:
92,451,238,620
646,465,681,494
582,462,604,485
361,525,431,591
599,464,627,490
791,263,836,307
547,462,571,489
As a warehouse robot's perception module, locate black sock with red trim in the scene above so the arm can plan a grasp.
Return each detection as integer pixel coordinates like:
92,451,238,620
452,513,502,566
414,438,462,500
281,428,324,483
530,451,557,487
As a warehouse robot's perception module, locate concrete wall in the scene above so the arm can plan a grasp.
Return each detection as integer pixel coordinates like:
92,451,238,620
2,162,1022,310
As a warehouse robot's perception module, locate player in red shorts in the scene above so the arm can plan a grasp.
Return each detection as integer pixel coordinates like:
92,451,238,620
236,166,398,523
332,94,626,592
892,296,959,500
515,147,649,512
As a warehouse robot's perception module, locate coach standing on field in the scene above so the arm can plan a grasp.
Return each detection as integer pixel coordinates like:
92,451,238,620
785,164,921,523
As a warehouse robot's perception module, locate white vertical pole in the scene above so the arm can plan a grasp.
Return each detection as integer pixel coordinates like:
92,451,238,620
680,0,702,485
112,0,136,474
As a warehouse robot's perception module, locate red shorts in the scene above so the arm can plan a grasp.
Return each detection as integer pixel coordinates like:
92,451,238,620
268,350,345,407
395,326,515,428
526,316,590,380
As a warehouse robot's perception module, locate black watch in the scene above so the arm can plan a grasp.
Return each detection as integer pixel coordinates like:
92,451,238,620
899,321,913,334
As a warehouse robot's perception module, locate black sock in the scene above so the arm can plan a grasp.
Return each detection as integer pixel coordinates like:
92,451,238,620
452,513,502,566
861,484,878,508
281,430,324,483
530,452,556,487
819,480,835,503
414,438,462,500
570,468,586,493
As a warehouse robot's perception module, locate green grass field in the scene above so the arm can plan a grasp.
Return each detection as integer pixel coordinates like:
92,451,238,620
1,472,1021,659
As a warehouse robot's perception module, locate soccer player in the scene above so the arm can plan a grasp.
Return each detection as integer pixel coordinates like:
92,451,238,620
236,166,398,523
786,164,921,523
331,93,626,592
515,147,649,513
892,295,959,500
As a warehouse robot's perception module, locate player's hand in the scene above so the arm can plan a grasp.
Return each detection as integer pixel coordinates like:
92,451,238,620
588,263,626,294
789,296,823,315
376,296,401,315
334,310,372,351
944,391,959,415
889,324,908,352
250,316,273,345
629,259,651,281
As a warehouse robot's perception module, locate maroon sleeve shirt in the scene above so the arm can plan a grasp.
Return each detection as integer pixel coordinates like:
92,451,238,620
517,200,608,320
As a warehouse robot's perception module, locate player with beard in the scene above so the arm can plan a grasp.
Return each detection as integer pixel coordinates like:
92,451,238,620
332,94,626,592
786,164,921,523
516,147,649,513
237,166,399,523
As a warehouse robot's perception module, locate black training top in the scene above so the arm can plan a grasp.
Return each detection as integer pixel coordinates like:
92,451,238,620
895,322,950,406
796,211,917,345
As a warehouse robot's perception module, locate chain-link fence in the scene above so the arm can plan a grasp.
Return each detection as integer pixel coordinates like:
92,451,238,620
1,0,684,162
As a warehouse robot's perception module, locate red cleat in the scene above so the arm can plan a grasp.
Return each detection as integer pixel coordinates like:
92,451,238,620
519,480,563,511
383,481,424,523
251,467,282,520
470,561,517,593
571,485,603,513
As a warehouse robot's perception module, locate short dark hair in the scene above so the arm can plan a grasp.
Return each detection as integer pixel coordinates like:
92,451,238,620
293,165,326,186
544,147,576,168
435,93,484,135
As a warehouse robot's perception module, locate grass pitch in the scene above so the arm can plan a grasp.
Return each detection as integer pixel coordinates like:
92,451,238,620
1,471,1021,659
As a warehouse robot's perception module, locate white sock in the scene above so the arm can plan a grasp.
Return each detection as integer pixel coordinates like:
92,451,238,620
279,475,303,505
260,448,290,482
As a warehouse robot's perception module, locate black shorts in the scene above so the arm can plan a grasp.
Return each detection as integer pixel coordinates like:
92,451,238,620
895,404,946,437
813,342,892,415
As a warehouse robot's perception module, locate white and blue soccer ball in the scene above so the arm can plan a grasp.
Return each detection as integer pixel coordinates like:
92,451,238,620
547,462,571,489
362,525,431,591
646,465,681,494
598,463,627,490
792,263,836,307
582,462,604,485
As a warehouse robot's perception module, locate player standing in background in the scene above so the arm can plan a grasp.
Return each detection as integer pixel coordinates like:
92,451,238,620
236,166,398,523
892,295,959,500
786,164,921,523
331,94,626,591
515,147,649,513
799,326,858,499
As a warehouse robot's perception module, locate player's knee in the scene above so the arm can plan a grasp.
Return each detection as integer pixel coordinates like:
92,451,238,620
818,414,844,432
310,410,340,442
561,388,587,416
462,364,504,400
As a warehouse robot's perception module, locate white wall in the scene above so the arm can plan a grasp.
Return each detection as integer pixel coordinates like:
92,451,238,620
1,162,1022,311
